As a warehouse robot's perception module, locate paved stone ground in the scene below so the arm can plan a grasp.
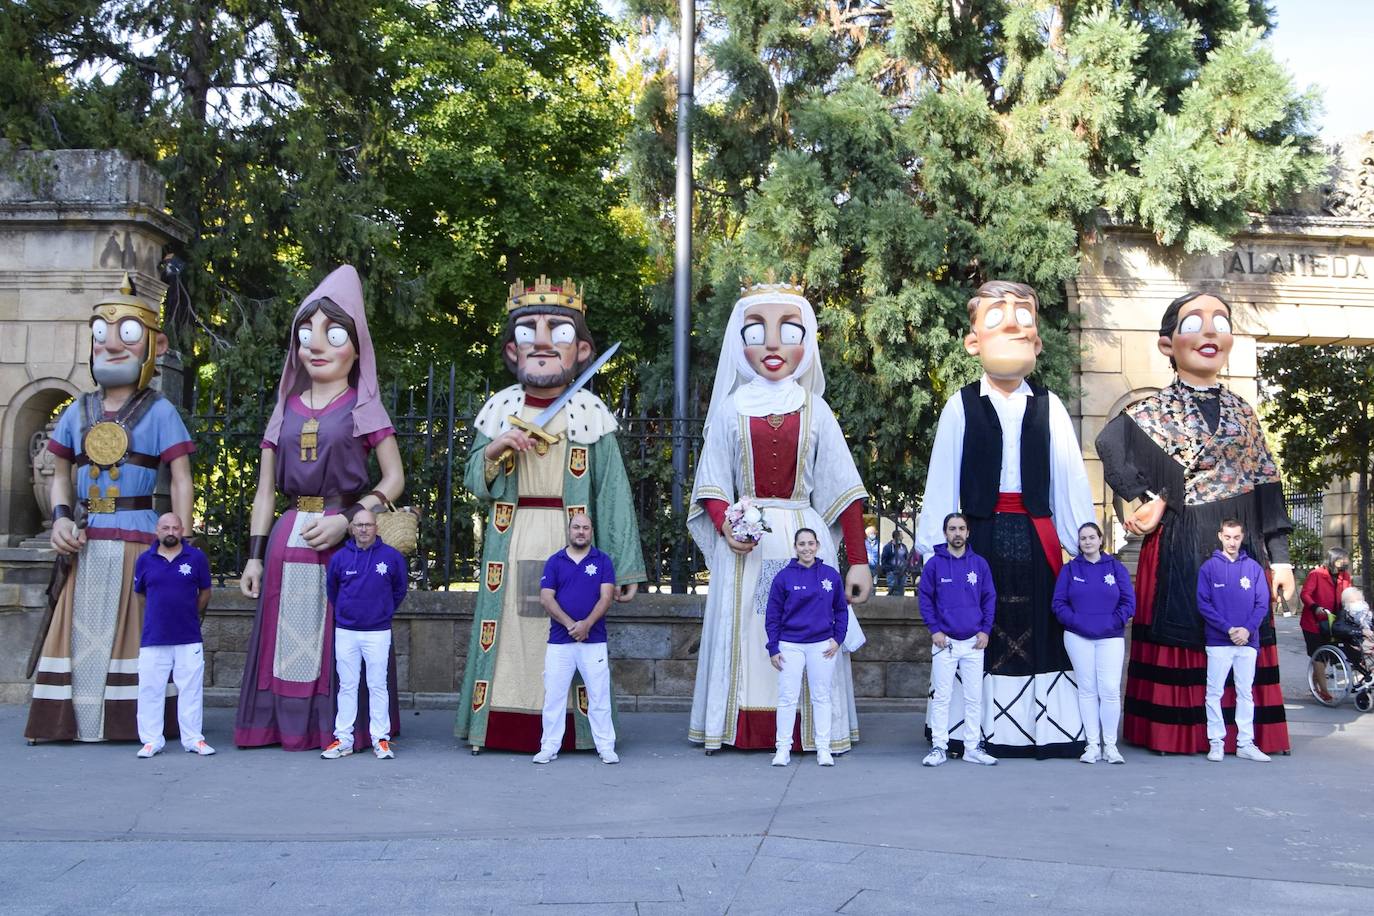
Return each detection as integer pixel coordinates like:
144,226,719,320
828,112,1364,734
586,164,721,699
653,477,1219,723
2,617,1371,914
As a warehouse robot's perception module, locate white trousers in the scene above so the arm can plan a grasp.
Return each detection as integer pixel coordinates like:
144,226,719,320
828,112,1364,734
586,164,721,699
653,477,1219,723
541,641,616,754
928,637,983,749
137,643,204,749
1062,633,1125,746
335,628,392,746
1205,645,1257,748
775,640,837,750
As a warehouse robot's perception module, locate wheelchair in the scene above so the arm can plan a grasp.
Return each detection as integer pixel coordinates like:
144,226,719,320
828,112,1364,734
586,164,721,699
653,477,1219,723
1308,641,1374,712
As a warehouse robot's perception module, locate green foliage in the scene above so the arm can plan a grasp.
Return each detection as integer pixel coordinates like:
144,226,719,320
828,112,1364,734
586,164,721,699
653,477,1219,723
628,0,1327,519
1260,344,1374,577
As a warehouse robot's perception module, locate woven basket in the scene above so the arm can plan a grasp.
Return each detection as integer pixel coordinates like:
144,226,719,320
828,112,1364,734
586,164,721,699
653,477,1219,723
376,503,419,556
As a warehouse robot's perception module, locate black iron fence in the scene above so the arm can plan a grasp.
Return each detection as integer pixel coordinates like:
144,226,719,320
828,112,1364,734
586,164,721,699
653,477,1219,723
190,366,706,591
1284,488,1324,570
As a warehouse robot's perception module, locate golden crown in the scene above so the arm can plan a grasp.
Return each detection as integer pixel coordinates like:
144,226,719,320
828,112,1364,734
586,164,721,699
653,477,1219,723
507,275,585,314
739,272,805,298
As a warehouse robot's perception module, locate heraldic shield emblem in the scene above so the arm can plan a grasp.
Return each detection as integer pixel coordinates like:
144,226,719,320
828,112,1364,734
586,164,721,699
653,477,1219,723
493,501,514,533
566,504,587,522
479,619,497,652
576,684,589,716
569,446,588,478
471,680,488,712
485,561,504,592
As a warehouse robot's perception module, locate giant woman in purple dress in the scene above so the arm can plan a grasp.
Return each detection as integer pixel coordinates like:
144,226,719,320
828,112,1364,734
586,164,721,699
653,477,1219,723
234,266,405,751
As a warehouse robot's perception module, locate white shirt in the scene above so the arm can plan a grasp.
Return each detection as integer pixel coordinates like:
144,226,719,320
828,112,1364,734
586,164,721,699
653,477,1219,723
915,375,1095,560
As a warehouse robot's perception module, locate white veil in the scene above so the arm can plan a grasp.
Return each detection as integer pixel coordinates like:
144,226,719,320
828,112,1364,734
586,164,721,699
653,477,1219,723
702,285,826,432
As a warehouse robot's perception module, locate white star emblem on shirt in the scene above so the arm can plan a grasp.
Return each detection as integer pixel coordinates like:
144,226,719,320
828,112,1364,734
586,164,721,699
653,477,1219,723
375,562,388,575
821,579,833,592
966,571,978,585
1104,573,1116,586
178,563,192,576
585,564,598,576
1240,576,1252,591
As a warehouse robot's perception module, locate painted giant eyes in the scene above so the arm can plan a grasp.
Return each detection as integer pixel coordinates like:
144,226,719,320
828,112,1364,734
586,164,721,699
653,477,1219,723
514,325,536,345
326,326,350,348
1213,314,1232,334
779,321,805,346
91,319,109,343
741,323,766,347
297,327,312,347
983,308,1005,330
551,324,576,345
118,319,144,344
1177,314,1204,335
1015,307,1034,328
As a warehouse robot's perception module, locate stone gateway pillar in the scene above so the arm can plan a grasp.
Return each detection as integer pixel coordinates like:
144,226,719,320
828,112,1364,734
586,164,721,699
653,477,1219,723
0,148,188,545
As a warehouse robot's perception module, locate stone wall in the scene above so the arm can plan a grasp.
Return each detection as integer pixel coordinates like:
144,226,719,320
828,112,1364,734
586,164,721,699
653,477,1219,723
0,551,933,710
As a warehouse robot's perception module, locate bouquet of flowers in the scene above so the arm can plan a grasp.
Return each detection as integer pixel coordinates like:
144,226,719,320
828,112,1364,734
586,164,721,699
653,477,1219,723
724,497,772,543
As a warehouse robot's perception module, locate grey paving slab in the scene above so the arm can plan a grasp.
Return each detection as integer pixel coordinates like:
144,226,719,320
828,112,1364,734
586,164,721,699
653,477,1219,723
1,618,1371,913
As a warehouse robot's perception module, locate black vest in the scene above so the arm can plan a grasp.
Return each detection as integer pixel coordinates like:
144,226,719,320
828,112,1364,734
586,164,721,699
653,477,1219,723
958,380,1051,519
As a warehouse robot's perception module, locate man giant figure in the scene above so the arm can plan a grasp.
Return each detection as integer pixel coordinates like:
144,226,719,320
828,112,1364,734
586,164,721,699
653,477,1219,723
915,280,1095,759
28,274,195,743
455,276,645,753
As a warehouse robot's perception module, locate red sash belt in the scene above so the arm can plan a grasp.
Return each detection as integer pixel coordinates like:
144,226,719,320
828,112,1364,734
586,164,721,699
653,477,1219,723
994,492,1063,575
517,497,564,509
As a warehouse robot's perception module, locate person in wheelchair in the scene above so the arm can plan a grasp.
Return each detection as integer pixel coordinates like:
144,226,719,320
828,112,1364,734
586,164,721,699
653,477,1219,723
1331,587,1373,680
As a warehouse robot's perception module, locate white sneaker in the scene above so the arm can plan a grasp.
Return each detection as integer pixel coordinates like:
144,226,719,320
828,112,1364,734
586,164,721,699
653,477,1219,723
599,749,620,765
922,746,947,767
185,741,216,756
136,743,161,759
816,748,834,767
320,740,353,760
1079,744,1101,764
1102,744,1125,765
771,748,791,767
532,748,558,764
1207,742,1224,762
1236,744,1272,763
963,746,998,766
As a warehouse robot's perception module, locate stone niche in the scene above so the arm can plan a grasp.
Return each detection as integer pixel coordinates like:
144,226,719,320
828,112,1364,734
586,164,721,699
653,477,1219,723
0,148,188,545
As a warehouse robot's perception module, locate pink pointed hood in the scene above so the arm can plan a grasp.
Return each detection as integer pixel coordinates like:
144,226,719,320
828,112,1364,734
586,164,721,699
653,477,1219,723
262,264,391,445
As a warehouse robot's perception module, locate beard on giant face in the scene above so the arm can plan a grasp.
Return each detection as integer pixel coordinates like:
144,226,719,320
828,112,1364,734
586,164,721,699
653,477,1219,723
92,355,144,388
516,361,579,390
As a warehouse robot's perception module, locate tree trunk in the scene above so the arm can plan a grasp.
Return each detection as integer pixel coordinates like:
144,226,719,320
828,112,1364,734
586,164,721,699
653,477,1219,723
1358,462,1370,588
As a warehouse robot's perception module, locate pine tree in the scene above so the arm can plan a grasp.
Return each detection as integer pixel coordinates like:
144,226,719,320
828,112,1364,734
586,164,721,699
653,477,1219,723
627,0,1327,522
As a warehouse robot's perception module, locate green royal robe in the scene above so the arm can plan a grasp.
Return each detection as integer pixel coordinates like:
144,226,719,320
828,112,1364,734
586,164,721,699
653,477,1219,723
454,384,646,751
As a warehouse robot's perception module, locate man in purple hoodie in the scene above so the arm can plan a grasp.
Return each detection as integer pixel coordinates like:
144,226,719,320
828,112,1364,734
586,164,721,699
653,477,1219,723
1197,519,1271,763
919,513,998,767
321,509,408,760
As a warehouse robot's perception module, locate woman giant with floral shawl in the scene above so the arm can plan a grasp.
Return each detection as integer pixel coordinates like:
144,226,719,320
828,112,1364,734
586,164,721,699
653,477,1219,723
1095,291,1292,755
687,281,872,753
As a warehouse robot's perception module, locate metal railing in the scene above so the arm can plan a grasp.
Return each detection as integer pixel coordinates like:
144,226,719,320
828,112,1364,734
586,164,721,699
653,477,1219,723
189,367,706,591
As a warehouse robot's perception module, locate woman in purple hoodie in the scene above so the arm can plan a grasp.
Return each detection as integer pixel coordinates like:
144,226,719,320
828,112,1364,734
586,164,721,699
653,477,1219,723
1052,522,1135,764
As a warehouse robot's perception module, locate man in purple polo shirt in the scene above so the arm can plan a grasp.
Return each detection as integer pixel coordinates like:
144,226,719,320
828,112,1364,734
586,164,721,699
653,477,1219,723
534,512,618,764
132,513,213,758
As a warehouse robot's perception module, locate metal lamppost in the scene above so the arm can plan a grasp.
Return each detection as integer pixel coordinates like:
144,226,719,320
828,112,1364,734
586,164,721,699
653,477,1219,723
670,0,694,593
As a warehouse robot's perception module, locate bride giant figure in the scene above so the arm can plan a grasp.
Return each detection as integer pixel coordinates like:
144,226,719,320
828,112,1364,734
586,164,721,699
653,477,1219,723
687,280,873,754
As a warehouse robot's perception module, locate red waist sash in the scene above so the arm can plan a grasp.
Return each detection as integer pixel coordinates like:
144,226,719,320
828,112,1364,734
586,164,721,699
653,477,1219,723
994,492,1063,575
517,497,564,509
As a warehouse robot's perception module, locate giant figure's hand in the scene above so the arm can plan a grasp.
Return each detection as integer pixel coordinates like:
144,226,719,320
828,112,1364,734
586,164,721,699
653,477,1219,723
721,523,757,555
50,517,85,556
1271,565,1295,604
484,429,537,460
845,564,873,605
302,514,350,551
241,559,264,598
615,582,639,603
1124,496,1166,536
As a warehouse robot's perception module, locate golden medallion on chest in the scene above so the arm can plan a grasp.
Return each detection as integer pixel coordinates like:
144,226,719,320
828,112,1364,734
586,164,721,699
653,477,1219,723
83,420,129,483
300,417,320,462
766,413,785,430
